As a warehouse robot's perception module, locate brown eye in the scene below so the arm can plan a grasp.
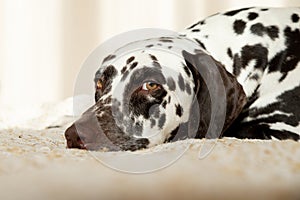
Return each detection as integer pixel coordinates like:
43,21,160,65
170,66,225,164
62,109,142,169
96,80,103,90
142,82,159,91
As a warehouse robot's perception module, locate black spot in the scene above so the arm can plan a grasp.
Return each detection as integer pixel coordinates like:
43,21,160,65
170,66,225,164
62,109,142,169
175,104,183,117
194,38,206,50
150,104,160,118
224,7,253,16
242,44,268,70
160,39,173,43
248,12,259,20
187,22,200,29
130,62,138,70
167,77,176,91
126,56,135,64
292,13,299,23
102,54,116,63
158,114,166,129
46,125,61,129
233,54,242,76
227,48,233,58
121,66,127,74
159,37,173,43
185,83,191,95
260,8,269,11
162,100,167,109
168,96,171,103
150,118,156,128
168,46,173,49
266,26,279,40
233,20,247,34
183,64,191,77
146,44,154,48
102,65,117,80
192,29,200,32
178,74,185,91
250,23,265,36
149,54,158,61
233,44,268,76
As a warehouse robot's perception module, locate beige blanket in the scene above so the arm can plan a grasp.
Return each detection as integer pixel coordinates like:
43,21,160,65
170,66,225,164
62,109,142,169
0,99,299,200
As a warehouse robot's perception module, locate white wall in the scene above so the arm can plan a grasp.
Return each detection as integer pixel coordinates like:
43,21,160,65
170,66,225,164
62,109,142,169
0,0,299,109
0,0,63,108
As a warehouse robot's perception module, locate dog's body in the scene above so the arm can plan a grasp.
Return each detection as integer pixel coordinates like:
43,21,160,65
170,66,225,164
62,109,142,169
65,7,300,151
181,7,300,140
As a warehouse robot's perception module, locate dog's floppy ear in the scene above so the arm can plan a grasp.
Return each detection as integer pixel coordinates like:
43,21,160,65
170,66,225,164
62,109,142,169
182,50,246,138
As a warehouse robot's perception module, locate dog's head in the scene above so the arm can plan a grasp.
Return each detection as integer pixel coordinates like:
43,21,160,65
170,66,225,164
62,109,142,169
65,37,246,151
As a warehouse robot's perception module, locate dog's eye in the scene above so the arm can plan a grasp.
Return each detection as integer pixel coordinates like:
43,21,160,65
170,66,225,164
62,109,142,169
96,80,103,90
142,82,159,91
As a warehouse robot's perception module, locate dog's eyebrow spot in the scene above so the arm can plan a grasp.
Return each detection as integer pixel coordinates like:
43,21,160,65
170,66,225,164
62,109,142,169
126,56,135,64
149,54,158,61
102,54,116,63
130,62,138,70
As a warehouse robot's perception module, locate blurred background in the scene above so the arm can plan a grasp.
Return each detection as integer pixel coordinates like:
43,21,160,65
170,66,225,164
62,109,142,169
0,0,299,110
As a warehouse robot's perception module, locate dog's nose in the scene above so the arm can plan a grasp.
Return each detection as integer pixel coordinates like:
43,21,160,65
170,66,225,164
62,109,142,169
64,124,86,149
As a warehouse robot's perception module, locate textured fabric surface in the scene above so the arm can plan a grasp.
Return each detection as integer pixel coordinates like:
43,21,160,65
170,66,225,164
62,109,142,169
0,100,299,200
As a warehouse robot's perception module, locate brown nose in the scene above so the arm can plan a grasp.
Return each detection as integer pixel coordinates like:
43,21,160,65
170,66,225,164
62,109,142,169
64,123,86,149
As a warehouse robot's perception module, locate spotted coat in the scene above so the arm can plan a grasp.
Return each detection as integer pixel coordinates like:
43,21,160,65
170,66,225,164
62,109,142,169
65,7,300,151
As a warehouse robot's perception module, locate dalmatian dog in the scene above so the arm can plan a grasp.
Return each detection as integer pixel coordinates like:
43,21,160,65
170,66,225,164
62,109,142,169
65,7,300,151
